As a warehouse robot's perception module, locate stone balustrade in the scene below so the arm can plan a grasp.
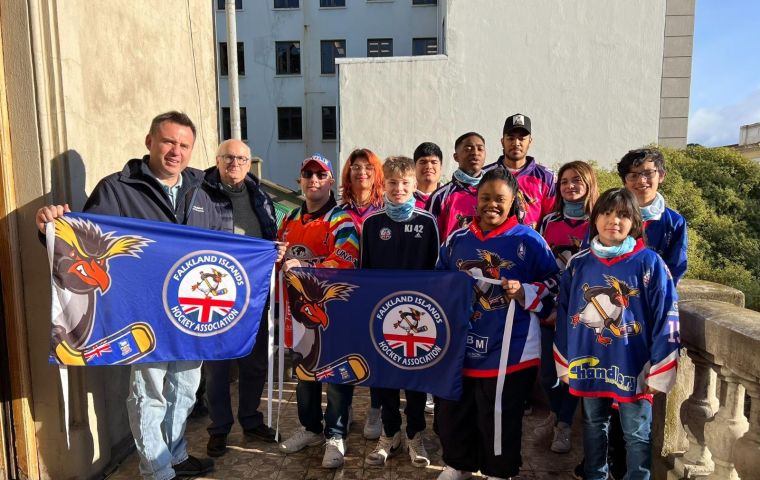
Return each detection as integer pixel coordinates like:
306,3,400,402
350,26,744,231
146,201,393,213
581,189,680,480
661,279,760,479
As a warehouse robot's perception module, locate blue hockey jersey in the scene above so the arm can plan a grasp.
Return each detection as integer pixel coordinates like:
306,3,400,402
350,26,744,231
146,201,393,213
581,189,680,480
437,217,559,376
644,207,688,285
553,240,680,403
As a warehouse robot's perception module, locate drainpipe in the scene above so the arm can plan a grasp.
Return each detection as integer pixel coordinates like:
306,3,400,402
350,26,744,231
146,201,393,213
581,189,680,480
226,0,240,139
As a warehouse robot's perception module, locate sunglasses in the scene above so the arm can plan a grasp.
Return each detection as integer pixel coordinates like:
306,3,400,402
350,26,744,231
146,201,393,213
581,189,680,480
301,170,330,180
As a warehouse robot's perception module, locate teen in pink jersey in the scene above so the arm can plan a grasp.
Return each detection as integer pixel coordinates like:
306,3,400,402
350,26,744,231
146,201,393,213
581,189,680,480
426,132,487,241
484,113,556,230
536,161,599,455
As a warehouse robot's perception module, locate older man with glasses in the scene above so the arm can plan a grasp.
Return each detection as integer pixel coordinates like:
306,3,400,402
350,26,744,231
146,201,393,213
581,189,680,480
200,138,287,457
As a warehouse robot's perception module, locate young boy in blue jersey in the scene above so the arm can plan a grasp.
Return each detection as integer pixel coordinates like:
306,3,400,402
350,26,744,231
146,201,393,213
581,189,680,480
618,148,687,285
436,168,559,480
554,188,680,480
360,156,440,469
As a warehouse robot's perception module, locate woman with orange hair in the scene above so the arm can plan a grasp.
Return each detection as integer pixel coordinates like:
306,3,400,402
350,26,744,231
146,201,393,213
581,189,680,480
339,148,385,237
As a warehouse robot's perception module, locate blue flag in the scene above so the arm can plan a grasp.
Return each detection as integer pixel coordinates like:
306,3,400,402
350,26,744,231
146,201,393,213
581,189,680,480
284,268,474,400
46,212,276,366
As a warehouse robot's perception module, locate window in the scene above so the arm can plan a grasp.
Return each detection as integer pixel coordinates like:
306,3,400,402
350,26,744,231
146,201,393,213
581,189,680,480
321,40,346,74
278,107,302,140
412,0,437,4
320,0,345,6
275,41,301,75
413,37,438,56
221,107,248,141
274,0,298,8
219,42,245,76
217,0,242,9
322,107,337,140
367,38,393,57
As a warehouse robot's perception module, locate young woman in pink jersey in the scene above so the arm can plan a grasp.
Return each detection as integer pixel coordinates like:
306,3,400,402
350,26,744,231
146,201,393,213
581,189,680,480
536,160,598,453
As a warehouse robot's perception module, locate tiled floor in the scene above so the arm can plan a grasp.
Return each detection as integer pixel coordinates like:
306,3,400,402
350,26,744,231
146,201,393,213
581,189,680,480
106,380,583,479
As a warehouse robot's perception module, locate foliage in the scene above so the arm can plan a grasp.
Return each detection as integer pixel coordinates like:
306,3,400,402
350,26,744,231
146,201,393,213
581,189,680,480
559,146,760,310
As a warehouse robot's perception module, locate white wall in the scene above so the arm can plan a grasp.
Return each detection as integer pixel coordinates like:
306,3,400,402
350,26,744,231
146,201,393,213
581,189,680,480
216,0,439,189
338,0,668,177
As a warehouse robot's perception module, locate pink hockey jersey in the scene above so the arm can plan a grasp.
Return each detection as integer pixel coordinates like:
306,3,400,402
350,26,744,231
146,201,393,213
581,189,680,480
539,212,589,271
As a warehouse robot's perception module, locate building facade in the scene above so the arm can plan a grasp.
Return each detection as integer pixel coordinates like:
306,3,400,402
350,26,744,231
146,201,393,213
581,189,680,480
215,0,442,189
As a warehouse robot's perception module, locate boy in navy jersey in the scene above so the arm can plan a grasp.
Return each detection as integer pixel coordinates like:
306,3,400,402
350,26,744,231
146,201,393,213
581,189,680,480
361,156,440,468
618,148,687,285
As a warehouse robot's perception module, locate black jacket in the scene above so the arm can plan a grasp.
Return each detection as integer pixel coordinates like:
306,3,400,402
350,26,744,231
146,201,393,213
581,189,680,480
199,167,278,241
82,156,220,230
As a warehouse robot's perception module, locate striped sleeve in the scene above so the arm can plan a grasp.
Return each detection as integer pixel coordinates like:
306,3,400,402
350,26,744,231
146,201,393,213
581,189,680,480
645,255,680,393
319,209,359,269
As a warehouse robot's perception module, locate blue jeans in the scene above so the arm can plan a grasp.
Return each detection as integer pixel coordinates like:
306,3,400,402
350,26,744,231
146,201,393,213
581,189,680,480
296,380,354,439
540,325,579,425
583,397,652,480
126,360,202,480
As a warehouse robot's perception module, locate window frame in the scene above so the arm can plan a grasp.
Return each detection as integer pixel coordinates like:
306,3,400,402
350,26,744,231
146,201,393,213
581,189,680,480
221,107,248,141
275,41,301,75
277,107,303,141
367,38,393,57
273,0,299,8
320,39,346,75
217,0,242,10
219,41,246,76
319,0,345,7
412,37,438,56
321,106,337,141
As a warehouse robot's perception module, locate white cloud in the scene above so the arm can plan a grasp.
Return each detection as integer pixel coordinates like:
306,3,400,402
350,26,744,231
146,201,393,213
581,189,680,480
688,88,760,146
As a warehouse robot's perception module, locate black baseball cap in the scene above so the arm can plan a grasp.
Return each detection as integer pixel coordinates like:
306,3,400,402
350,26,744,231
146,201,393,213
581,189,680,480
503,113,531,135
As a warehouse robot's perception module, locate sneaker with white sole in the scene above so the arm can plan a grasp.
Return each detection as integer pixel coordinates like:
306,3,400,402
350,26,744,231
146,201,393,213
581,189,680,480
551,422,572,453
534,411,557,440
366,431,402,465
425,393,435,414
278,427,324,454
363,407,382,439
437,466,473,479
406,433,430,468
322,436,346,468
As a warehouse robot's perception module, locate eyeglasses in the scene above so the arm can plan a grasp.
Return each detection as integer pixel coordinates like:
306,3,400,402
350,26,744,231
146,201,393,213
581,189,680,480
301,170,330,180
349,164,372,173
624,169,659,182
217,154,250,164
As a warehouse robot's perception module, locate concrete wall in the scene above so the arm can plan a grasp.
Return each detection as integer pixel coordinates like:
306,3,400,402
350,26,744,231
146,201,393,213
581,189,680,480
1,1,217,477
215,0,439,189
338,0,681,176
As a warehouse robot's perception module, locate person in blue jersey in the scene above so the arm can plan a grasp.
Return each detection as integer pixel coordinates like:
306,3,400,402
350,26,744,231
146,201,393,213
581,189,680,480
436,168,559,480
554,188,680,480
360,156,439,469
618,148,687,285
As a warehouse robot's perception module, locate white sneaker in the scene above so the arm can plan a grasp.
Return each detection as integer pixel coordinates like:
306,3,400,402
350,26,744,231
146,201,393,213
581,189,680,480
322,436,346,468
425,393,435,414
363,407,382,439
534,411,557,440
551,422,572,453
437,466,473,479
366,431,402,465
406,433,430,468
278,427,324,454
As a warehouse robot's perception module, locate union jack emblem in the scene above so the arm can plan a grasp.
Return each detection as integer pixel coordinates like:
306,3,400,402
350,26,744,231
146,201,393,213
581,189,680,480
178,296,235,323
316,368,335,381
84,342,112,361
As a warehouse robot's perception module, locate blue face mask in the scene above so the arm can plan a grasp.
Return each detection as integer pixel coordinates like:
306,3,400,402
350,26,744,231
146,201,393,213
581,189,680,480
453,168,483,187
640,192,665,221
590,235,636,258
563,200,586,219
384,194,416,222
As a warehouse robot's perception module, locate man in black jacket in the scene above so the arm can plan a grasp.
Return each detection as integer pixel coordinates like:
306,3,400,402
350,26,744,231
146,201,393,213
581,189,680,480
36,111,216,480
201,138,285,457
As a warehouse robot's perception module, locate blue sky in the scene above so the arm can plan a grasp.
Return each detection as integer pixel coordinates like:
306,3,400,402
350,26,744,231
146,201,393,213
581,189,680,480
688,0,760,146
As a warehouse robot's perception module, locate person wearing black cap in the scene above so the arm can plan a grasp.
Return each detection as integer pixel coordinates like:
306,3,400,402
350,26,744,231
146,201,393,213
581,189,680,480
484,113,556,230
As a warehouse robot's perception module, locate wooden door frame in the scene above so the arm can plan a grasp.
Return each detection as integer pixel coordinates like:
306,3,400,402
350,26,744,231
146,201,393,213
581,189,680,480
0,13,41,480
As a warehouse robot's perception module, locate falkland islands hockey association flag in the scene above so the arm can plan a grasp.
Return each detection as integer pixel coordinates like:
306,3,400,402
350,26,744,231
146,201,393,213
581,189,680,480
283,268,474,400
46,212,277,366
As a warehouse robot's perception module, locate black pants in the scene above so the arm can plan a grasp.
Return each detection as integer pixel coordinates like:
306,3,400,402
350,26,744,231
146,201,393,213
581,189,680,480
205,311,268,435
371,387,427,438
438,367,537,478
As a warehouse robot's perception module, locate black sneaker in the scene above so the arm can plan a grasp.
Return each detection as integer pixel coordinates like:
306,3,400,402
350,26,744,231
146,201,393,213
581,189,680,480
206,433,228,457
173,455,214,477
244,423,277,443
572,458,585,479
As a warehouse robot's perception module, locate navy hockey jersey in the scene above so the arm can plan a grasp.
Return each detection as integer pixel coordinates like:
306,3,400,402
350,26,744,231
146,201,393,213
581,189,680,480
644,207,687,285
553,240,680,403
360,208,440,270
437,217,559,376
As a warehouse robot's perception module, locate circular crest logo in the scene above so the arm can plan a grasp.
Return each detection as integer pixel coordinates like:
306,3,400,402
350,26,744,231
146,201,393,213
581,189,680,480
370,291,449,370
379,228,392,241
163,250,250,337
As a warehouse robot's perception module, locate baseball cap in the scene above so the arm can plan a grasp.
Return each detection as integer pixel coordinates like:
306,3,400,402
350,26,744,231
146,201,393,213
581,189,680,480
503,113,531,135
301,153,333,174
